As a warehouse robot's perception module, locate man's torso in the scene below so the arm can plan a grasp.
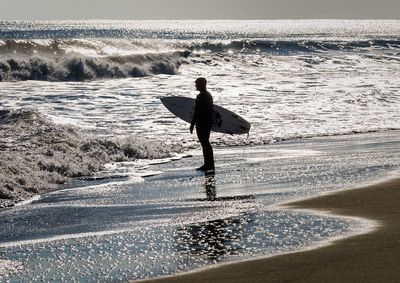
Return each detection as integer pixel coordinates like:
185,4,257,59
195,92,214,127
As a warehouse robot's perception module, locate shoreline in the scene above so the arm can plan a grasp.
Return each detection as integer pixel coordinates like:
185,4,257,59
2,129,398,210
2,131,399,281
141,177,400,282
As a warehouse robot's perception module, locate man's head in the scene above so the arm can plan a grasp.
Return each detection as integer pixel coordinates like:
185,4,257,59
195,77,207,92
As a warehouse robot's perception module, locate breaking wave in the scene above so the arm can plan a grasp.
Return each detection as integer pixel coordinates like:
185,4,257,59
0,47,189,82
3,37,399,55
0,108,183,207
1,37,399,81
188,39,400,54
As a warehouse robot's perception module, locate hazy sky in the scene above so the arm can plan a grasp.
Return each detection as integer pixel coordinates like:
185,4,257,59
1,0,399,20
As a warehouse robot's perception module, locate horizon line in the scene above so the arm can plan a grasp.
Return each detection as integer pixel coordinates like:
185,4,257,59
1,18,400,22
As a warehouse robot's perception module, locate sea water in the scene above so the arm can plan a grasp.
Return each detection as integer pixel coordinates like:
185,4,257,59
0,20,400,281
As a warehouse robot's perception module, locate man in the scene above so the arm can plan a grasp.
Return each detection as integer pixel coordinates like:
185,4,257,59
190,77,215,171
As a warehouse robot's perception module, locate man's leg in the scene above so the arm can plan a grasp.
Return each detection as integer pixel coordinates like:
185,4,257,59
196,126,214,169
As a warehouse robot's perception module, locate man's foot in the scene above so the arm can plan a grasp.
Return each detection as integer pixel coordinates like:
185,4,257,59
196,164,215,172
196,165,206,171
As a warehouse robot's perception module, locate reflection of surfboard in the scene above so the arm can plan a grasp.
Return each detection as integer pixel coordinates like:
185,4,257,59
160,96,251,135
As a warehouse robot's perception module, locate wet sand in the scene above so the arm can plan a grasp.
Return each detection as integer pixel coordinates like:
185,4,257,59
143,177,400,282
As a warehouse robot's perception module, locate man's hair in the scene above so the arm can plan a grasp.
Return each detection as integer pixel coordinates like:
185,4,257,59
195,77,207,87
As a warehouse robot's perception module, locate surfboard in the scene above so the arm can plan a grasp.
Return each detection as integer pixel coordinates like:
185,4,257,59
160,96,251,135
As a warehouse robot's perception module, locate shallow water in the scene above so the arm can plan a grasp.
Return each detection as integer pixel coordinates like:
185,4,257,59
1,131,399,281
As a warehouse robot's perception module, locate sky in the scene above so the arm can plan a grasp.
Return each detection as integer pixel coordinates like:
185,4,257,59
1,0,399,21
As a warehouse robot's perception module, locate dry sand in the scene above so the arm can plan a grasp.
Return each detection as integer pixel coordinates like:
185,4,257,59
142,178,400,283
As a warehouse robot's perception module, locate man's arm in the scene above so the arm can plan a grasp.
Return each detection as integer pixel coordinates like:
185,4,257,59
190,100,198,134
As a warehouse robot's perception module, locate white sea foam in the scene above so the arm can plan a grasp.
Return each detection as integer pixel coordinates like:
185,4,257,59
0,108,183,206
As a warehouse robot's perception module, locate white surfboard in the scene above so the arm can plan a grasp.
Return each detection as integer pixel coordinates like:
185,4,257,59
160,96,251,135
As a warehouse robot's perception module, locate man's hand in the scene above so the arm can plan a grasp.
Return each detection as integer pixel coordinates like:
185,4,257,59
190,124,194,134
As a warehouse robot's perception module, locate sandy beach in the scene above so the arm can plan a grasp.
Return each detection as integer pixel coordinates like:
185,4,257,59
143,177,400,283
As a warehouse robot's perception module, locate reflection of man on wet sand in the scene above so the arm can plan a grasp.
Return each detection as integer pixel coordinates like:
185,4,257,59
190,77,215,171
204,171,216,201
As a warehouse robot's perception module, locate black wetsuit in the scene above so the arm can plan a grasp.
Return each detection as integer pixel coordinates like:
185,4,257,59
191,91,214,169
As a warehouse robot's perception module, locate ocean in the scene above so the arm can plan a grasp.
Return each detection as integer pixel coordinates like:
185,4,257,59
0,20,400,282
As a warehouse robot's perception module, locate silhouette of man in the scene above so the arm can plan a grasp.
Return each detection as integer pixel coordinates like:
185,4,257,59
190,77,215,171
